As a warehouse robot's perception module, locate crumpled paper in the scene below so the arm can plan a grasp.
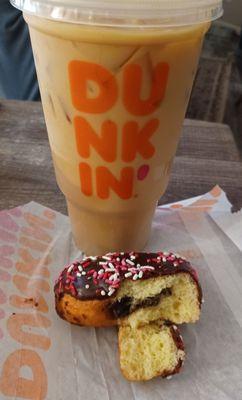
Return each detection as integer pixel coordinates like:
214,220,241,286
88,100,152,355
0,186,241,400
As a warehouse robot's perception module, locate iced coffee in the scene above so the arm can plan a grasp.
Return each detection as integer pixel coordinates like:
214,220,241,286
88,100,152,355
11,0,223,254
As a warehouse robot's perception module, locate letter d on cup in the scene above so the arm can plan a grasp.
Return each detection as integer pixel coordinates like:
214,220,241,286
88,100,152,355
69,61,118,113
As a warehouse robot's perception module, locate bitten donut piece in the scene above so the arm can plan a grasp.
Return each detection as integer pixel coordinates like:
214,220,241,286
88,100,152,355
54,251,202,327
118,322,185,381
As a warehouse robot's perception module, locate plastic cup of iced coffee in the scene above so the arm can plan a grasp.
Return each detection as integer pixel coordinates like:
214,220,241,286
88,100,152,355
11,0,223,255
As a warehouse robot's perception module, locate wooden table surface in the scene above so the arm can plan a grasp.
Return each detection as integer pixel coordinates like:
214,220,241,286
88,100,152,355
1,99,242,213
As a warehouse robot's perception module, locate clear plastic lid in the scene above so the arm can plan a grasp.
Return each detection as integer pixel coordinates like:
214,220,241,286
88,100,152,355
10,0,223,27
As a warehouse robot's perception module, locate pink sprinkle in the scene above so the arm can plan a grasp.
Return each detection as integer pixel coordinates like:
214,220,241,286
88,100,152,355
103,272,109,280
93,272,98,279
112,279,120,285
112,283,120,288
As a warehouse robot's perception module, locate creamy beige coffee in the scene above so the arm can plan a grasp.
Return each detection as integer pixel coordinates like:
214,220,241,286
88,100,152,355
24,15,209,254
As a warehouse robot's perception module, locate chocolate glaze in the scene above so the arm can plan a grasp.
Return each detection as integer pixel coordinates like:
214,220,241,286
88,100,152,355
162,323,185,378
54,251,202,305
169,323,185,352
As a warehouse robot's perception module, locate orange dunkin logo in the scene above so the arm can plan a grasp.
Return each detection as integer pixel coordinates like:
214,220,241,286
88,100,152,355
69,60,169,199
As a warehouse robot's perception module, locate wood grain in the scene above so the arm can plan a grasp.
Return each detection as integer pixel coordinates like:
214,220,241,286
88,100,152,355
0,100,242,213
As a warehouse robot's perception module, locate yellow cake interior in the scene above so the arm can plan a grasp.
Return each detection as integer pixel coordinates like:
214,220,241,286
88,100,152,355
114,273,200,328
119,323,185,381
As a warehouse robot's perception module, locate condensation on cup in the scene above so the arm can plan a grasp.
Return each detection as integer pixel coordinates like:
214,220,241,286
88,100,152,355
11,0,223,254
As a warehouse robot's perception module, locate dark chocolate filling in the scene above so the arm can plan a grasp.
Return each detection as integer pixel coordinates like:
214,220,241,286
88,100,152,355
110,287,172,318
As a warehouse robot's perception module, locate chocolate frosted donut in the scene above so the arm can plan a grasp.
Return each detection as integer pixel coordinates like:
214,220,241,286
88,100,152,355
54,251,202,328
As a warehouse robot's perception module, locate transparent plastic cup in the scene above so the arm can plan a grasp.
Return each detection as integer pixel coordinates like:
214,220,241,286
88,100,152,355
11,0,223,254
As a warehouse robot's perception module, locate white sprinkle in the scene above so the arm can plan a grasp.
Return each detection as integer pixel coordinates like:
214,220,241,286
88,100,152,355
166,375,172,380
173,325,178,331
162,257,167,262
173,262,178,267
67,265,74,273
109,273,118,281
78,266,83,272
163,252,169,256
133,274,138,280
89,256,97,260
116,257,120,261
99,261,107,266
76,272,82,278
108,288,115,296
81,271,86,275
98,269,104,275
130,255,136,260
101,290,106,296
126,259,135,266
85,284,90,289
157,257,161,261
108,262,115,269
137,264,141,268
125,272,132,278
138,271,143,279
102,256,111,261
120,252,124,255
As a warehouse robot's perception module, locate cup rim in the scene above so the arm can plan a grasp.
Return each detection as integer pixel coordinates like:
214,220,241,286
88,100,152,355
11,0,223,28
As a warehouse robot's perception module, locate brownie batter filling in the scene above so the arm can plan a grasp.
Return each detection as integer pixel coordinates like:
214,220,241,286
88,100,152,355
111,287,172,318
